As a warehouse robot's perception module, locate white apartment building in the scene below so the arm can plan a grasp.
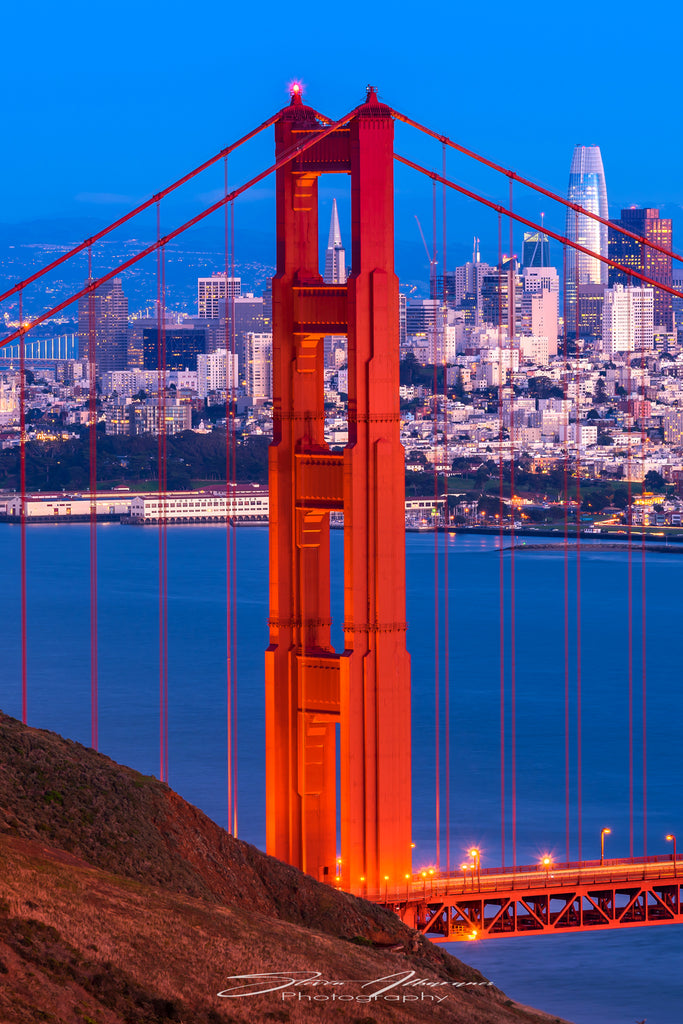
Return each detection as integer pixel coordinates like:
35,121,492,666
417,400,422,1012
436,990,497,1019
426,324,457,364
522,266,559,294
101,369,198,398
520,291,558,356
196,349,239,399
558,422,599,446
197,274,241,318
519,334,550,366
602,284,654,356
246,332,272,402
477,346,519,387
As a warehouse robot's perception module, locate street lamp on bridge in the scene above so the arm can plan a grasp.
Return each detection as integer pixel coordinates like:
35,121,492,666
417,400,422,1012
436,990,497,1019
600,827,611,864
666,834,677,869
541,855,552,882
469,848,481,887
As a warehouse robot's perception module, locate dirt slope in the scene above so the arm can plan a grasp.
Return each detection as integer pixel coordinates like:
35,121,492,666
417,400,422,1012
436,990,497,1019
0,711,571,1023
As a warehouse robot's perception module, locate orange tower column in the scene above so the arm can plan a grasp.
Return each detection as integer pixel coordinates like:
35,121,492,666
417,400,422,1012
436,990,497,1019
265,87,412,893
341,92,412,894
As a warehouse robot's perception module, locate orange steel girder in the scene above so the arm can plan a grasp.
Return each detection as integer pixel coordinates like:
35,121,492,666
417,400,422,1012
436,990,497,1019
265,87,412,892
394,876,683,941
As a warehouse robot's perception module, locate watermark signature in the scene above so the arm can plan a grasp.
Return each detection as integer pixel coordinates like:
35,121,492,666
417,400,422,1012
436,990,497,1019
218,970,494,1004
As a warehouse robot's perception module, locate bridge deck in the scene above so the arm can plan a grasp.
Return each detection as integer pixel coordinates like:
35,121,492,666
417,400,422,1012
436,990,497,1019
359,856,683,940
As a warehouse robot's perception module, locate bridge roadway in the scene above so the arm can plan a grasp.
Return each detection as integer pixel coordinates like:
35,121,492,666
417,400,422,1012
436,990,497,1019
358,855,683,940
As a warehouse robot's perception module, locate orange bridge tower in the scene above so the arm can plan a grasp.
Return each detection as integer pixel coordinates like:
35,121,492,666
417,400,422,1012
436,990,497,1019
265,86,412,893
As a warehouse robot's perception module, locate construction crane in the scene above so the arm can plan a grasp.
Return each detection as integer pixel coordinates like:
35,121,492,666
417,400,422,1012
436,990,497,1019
414,215,437,289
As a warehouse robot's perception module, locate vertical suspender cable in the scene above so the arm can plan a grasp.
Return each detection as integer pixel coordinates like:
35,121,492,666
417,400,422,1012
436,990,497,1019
574,211,582,862
19,290,28,725
641,367,647,859
157,217,163,781
441,142,450,873
230,197,238,836
156,206,169,783
508,181,516,868
641,248,648,859
497,211,506,868
295,182,305,873
432,178,440,871
626,272,634,858
224,156,234,835
562,245,570,863
88,248,98,750
162,245,169,784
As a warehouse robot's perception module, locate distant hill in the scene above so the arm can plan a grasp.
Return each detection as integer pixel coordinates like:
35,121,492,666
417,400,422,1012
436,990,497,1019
0,214,475,306
0,711,571,1022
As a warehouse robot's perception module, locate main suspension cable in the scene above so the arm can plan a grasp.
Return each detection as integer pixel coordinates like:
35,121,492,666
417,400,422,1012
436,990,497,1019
0,107,362,350
0,112,282,305
393,156,683,303
392,110,683,268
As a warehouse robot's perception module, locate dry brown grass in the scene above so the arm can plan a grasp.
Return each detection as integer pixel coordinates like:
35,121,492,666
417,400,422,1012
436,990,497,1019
0,836,572,1024
0,711,573,1024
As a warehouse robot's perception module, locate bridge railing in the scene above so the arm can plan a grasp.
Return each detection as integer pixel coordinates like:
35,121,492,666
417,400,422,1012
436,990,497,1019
358,854,682,903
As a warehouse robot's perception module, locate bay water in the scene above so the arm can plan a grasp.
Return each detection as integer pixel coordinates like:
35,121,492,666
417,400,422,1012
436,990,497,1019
0,523,681,1023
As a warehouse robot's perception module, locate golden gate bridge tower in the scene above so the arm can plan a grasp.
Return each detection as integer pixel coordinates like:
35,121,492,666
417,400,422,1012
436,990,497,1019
265,85,412,893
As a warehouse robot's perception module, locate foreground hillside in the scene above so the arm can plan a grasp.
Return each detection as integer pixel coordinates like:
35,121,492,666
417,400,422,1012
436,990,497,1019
0,711,570,1023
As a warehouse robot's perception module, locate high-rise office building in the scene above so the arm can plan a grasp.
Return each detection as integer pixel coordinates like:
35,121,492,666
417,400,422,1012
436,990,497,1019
246,332,273,402
522,266,559,295
602,284,654,357
323,335,347,369
430,273,458,306
565,146,609,333
324,200,347,284
131,399,191,436
398,294,407,346
406,298,439,336
520,291,558,356
452,246,494,325
197,274,241,318
520,266,559,354
522,231,550,268
577,284,604,342
217,295,267,375
608,207,673,330
480,258,522,336
262,285,273,327
77,277,128,373
142,326,207,371
127,313,179,369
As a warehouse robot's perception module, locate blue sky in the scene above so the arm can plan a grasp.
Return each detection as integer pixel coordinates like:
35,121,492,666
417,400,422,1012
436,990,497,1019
2,0,680,267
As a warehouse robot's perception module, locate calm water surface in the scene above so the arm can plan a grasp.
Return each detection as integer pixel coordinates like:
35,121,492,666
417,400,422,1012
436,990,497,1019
0,524,681,1023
